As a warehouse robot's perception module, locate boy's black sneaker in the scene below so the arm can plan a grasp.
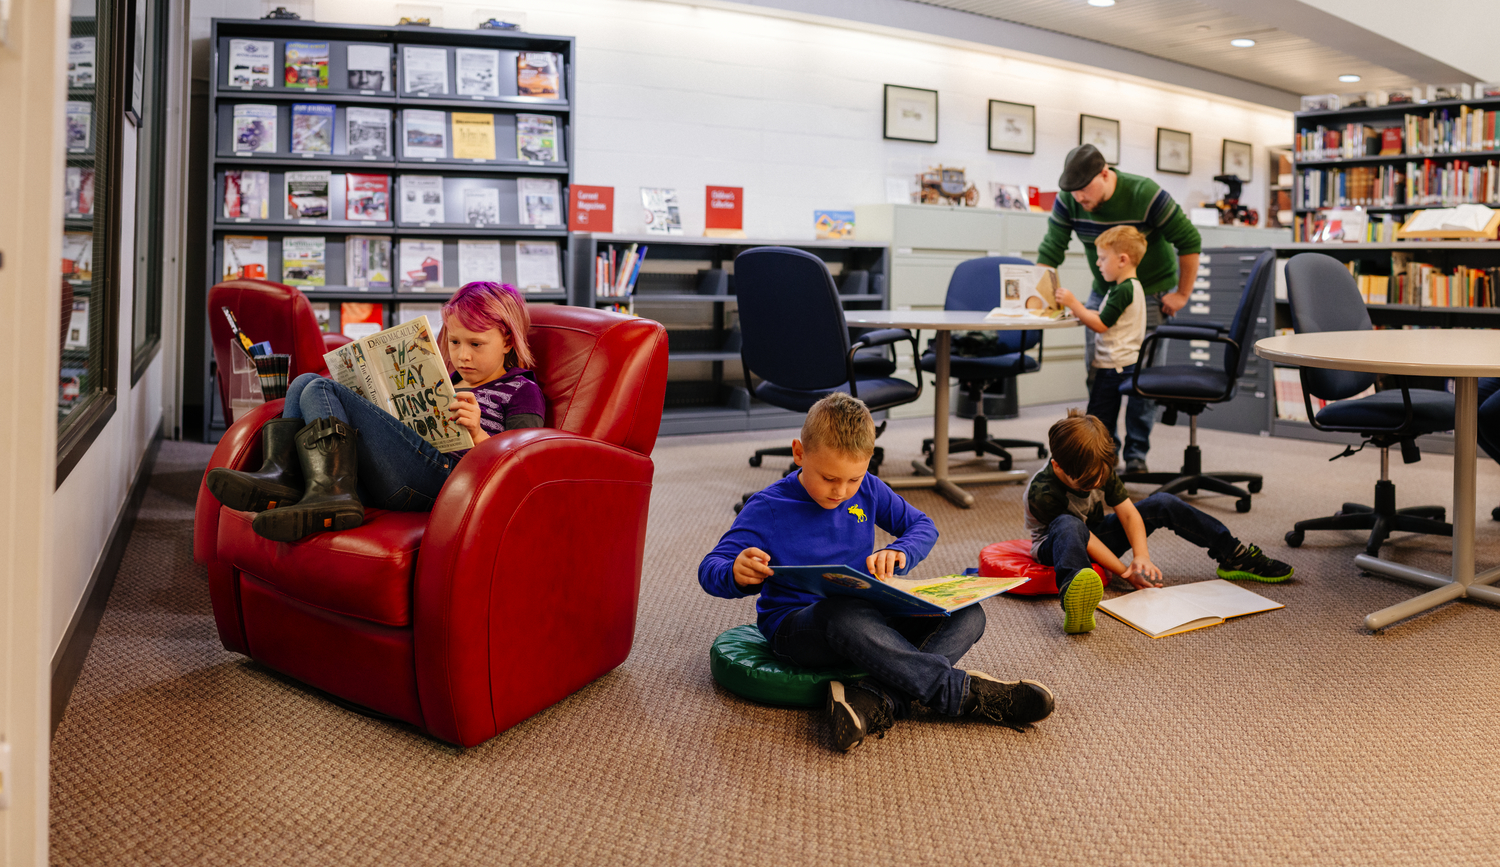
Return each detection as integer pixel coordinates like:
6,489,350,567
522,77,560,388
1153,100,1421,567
1217,543,1294,583
827,680,893,752
964,671,1055,731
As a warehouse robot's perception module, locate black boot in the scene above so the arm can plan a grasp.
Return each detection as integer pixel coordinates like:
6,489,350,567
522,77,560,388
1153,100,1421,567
251,417,364,542
206,417,305,512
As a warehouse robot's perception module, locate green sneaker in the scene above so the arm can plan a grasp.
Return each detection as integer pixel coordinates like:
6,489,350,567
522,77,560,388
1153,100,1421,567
1216,543,1294,583
1061,568,1104,634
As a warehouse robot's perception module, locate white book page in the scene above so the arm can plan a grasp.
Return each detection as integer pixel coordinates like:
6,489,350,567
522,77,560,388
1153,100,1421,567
1166,579,1284,620
1098,588,1221,638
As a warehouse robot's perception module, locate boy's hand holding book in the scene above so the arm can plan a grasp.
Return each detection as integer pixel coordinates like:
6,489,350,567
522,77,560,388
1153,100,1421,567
734,547,773,590
1054,286,1082,314
865,548,906,583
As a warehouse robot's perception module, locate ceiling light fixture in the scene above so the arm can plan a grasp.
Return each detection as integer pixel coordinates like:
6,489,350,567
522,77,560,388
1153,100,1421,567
1087,0,1116,7
1339,74,1362,83
1230,38,1255,47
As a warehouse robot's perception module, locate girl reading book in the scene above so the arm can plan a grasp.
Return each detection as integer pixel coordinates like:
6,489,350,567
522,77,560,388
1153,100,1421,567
206,281,546,542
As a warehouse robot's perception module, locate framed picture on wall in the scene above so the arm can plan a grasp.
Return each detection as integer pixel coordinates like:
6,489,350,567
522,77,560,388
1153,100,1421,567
1222,139,1253,181
1079,114,1120,165
1156,128,1192,174
987,100,1035,154
884,84,939,143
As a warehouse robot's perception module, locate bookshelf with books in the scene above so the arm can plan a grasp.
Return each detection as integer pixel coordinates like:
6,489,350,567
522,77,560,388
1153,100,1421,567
569,234,890,435
205,18,573,438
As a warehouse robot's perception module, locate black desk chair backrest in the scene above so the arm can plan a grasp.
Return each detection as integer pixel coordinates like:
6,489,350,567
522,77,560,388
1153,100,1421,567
945,255,1042,355
736,246,853,391
1284,252,1377,401
1220,250,1276,382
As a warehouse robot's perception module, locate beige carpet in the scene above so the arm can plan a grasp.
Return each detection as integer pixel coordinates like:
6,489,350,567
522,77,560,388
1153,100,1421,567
49,404,1500,865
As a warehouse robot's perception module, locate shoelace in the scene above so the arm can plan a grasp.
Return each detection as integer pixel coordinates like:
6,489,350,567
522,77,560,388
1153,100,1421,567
977,690,1028,733
865,702,894,740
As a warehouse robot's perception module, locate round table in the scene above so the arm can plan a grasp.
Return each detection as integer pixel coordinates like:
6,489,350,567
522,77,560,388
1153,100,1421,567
1255,330,1500,630
842,310,1080,508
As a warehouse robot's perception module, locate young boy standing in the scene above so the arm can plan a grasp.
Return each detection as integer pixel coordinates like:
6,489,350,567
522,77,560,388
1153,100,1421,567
1055,224,1148,461
1026,410,1295,634
700,393,1055,752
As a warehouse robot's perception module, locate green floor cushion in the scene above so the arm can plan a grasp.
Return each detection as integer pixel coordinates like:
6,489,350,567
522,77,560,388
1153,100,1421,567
710,625,868,708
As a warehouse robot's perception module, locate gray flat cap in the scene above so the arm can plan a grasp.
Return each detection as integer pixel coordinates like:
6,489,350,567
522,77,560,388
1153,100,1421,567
1059,144,1107,191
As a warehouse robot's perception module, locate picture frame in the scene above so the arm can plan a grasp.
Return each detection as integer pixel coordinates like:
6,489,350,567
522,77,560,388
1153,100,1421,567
987,100,1035,154
883,84,938,143
1078,114,1120,165
1221,139,1252,182
1156,128,1192,175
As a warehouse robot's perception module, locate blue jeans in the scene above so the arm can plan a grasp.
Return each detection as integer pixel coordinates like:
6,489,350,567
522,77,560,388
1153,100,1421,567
1036,491,1239,605
283,373,455,511
1085,289,1162,464
1086,364,1137,457
770,597,985,717
1479,378,1500,467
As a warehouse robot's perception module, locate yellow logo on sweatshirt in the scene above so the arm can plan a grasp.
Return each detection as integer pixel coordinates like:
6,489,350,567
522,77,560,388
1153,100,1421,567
847,504,868,523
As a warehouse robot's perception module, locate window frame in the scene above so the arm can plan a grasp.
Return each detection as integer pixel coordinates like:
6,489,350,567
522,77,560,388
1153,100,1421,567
129,0,169,385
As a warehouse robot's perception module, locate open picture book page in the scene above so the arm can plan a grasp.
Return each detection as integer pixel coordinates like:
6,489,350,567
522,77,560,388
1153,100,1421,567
988,264,1068,319
1097,579,1283,639
770,565,1028,617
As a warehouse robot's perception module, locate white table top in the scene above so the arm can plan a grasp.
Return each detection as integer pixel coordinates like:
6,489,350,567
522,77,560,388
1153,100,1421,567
844,310,1081,332
1255,330,1500,378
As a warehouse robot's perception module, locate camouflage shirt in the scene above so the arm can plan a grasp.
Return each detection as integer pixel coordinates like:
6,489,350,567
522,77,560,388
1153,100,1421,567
1022,464,1129,555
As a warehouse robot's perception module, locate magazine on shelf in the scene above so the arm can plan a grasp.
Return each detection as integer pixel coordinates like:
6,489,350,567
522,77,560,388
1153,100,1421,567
515,241,561,291
464,187,501,226
340,302,383,340
516,114,558,162
65,102,91,152
284,170,330,220
402,109,448,159
987,264,1066,319
61,232,93,281
345,173,390,222
309,302,332,333
518,178,561,227
324,316,473,453
402,46,449,95
769,565,1028,617
345,235,393,289
223,170,270,220
290,102,334,154
455,48,500,98
398,239,444,290
397,302,444,328
64,167,94,218
1098,580,1283,639
67,37,96,88
222,235,268,280
516,52,560,98
640,187,682,235
281,236,327,286
400,175,445,224
450,112,497,161
345,44,391,91
284,41,328,88
65,300,89,350
228,39,274,87
458,239,501,286
232,104,277,153
346,107,391,158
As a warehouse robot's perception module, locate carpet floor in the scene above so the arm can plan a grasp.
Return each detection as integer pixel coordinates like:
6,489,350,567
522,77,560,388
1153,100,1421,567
49,403,1500,865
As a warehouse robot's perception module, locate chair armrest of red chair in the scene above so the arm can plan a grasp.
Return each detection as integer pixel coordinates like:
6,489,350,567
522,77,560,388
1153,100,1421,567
412,428,655,747
194,399,287,566
323,333,353,352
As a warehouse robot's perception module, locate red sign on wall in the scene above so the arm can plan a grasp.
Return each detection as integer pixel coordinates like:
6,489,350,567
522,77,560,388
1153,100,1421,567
705,186,743,231
569,185,614,232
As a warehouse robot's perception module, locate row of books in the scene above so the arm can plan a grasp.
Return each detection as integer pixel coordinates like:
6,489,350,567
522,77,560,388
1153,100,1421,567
1299,84,1500,113
1298,160,1500,210
220,234,562,292
228,39,562,99
222,169,562,227
1391,254,1500,308
595,244,648,297
1291,211,1402,243
1294,108,1500,161
230,104,559,162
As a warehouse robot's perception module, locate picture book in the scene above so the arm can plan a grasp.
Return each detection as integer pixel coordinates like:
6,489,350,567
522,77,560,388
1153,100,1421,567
402,46,449,95
519,178,561,227
464,187,501,226
641,187,682,235
222,235,268,280
450,112,497,161
61,232,93,282
988,264,1065,319
458,239,501,286
284,41,329,89
345,235,393,289
281,236,327,286
402,109,448,159
290,103,334,154
65,102,91,152
346,107,391,158
223,169,270,220
345,173,390,222
1097,579,1283,639
400,175,445,224
232,104,277,153
346,44,391,91
399,238,444,290
769,565,1029,618
813,210,854,240
516,52,561,98
516,114,558,162
339,302,383,340
228,39,274,87
67,37,96,88
515,241,561,291
284,170,330,220
323,315,474,453
455,48,500,98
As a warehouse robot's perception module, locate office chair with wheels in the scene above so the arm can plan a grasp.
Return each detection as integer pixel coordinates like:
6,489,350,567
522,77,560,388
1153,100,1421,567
1281,252,1454,556
1118,249,1275,513
917,256,1048,471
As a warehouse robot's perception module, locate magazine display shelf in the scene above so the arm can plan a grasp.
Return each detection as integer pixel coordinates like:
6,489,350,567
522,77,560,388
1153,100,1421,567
204,18,574,439
569,233,891,436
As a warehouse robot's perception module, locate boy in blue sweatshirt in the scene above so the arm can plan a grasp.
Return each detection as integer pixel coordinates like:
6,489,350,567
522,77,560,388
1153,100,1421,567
699,393,1055,752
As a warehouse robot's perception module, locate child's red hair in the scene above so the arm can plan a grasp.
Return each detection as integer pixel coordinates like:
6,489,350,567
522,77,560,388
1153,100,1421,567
439,281,536,371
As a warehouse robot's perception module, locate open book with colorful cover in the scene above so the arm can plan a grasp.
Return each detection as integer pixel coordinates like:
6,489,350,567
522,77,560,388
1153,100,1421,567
771,565,1028,617
1097,579,1283,638
322,315,474,454
986,264,1068,320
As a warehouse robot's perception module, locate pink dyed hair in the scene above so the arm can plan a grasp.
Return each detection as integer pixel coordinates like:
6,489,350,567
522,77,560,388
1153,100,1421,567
439,281,536,371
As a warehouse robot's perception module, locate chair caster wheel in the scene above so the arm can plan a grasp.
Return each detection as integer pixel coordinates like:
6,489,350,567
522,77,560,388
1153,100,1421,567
1037,448,1048,459
1236,499,1251,513
1188,488,1198,496
998,458,1013,472
924,453,934,467
748,455,762,467
1248,479,1263,494
1493,506,1500,522
1285,531,1304,548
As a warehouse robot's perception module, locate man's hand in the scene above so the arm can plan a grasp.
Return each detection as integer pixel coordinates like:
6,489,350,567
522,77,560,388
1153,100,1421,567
1122,556,1164,589
866,548,906,582
1159,291,1190,316
733,547,773,591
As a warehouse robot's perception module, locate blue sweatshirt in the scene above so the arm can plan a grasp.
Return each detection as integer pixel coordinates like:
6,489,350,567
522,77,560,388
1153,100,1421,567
698,471,939,639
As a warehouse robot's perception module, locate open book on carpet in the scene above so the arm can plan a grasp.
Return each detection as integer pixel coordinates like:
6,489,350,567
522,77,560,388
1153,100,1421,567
1097,579,1283,638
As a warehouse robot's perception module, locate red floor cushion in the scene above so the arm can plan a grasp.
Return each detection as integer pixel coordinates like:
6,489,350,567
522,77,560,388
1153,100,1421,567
979,539,1108,596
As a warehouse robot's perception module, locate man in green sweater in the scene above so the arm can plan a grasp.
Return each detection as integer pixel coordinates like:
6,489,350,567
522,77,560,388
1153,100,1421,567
1036,144,1202,474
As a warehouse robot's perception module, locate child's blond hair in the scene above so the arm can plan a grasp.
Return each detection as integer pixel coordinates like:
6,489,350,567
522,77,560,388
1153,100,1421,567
1048,408,1115,489
1095,225,1147,268
801,393,875,458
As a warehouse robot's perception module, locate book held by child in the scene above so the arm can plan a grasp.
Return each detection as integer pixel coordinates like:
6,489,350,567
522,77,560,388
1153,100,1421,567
987,264,1067,319
769,565,1028,617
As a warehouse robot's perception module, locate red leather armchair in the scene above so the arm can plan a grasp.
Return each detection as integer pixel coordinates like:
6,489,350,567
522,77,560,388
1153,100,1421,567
208,279,354,426
194,306,669,747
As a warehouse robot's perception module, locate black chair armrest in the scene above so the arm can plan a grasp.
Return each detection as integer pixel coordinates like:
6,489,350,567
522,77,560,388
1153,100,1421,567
846,330,922,404
1129,327,1239,403
851,328,912,349
1152,324,1226,342
1300,371,1418,437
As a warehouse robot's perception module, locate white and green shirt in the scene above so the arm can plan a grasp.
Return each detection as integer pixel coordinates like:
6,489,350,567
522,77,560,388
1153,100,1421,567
1092,276,1146,370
